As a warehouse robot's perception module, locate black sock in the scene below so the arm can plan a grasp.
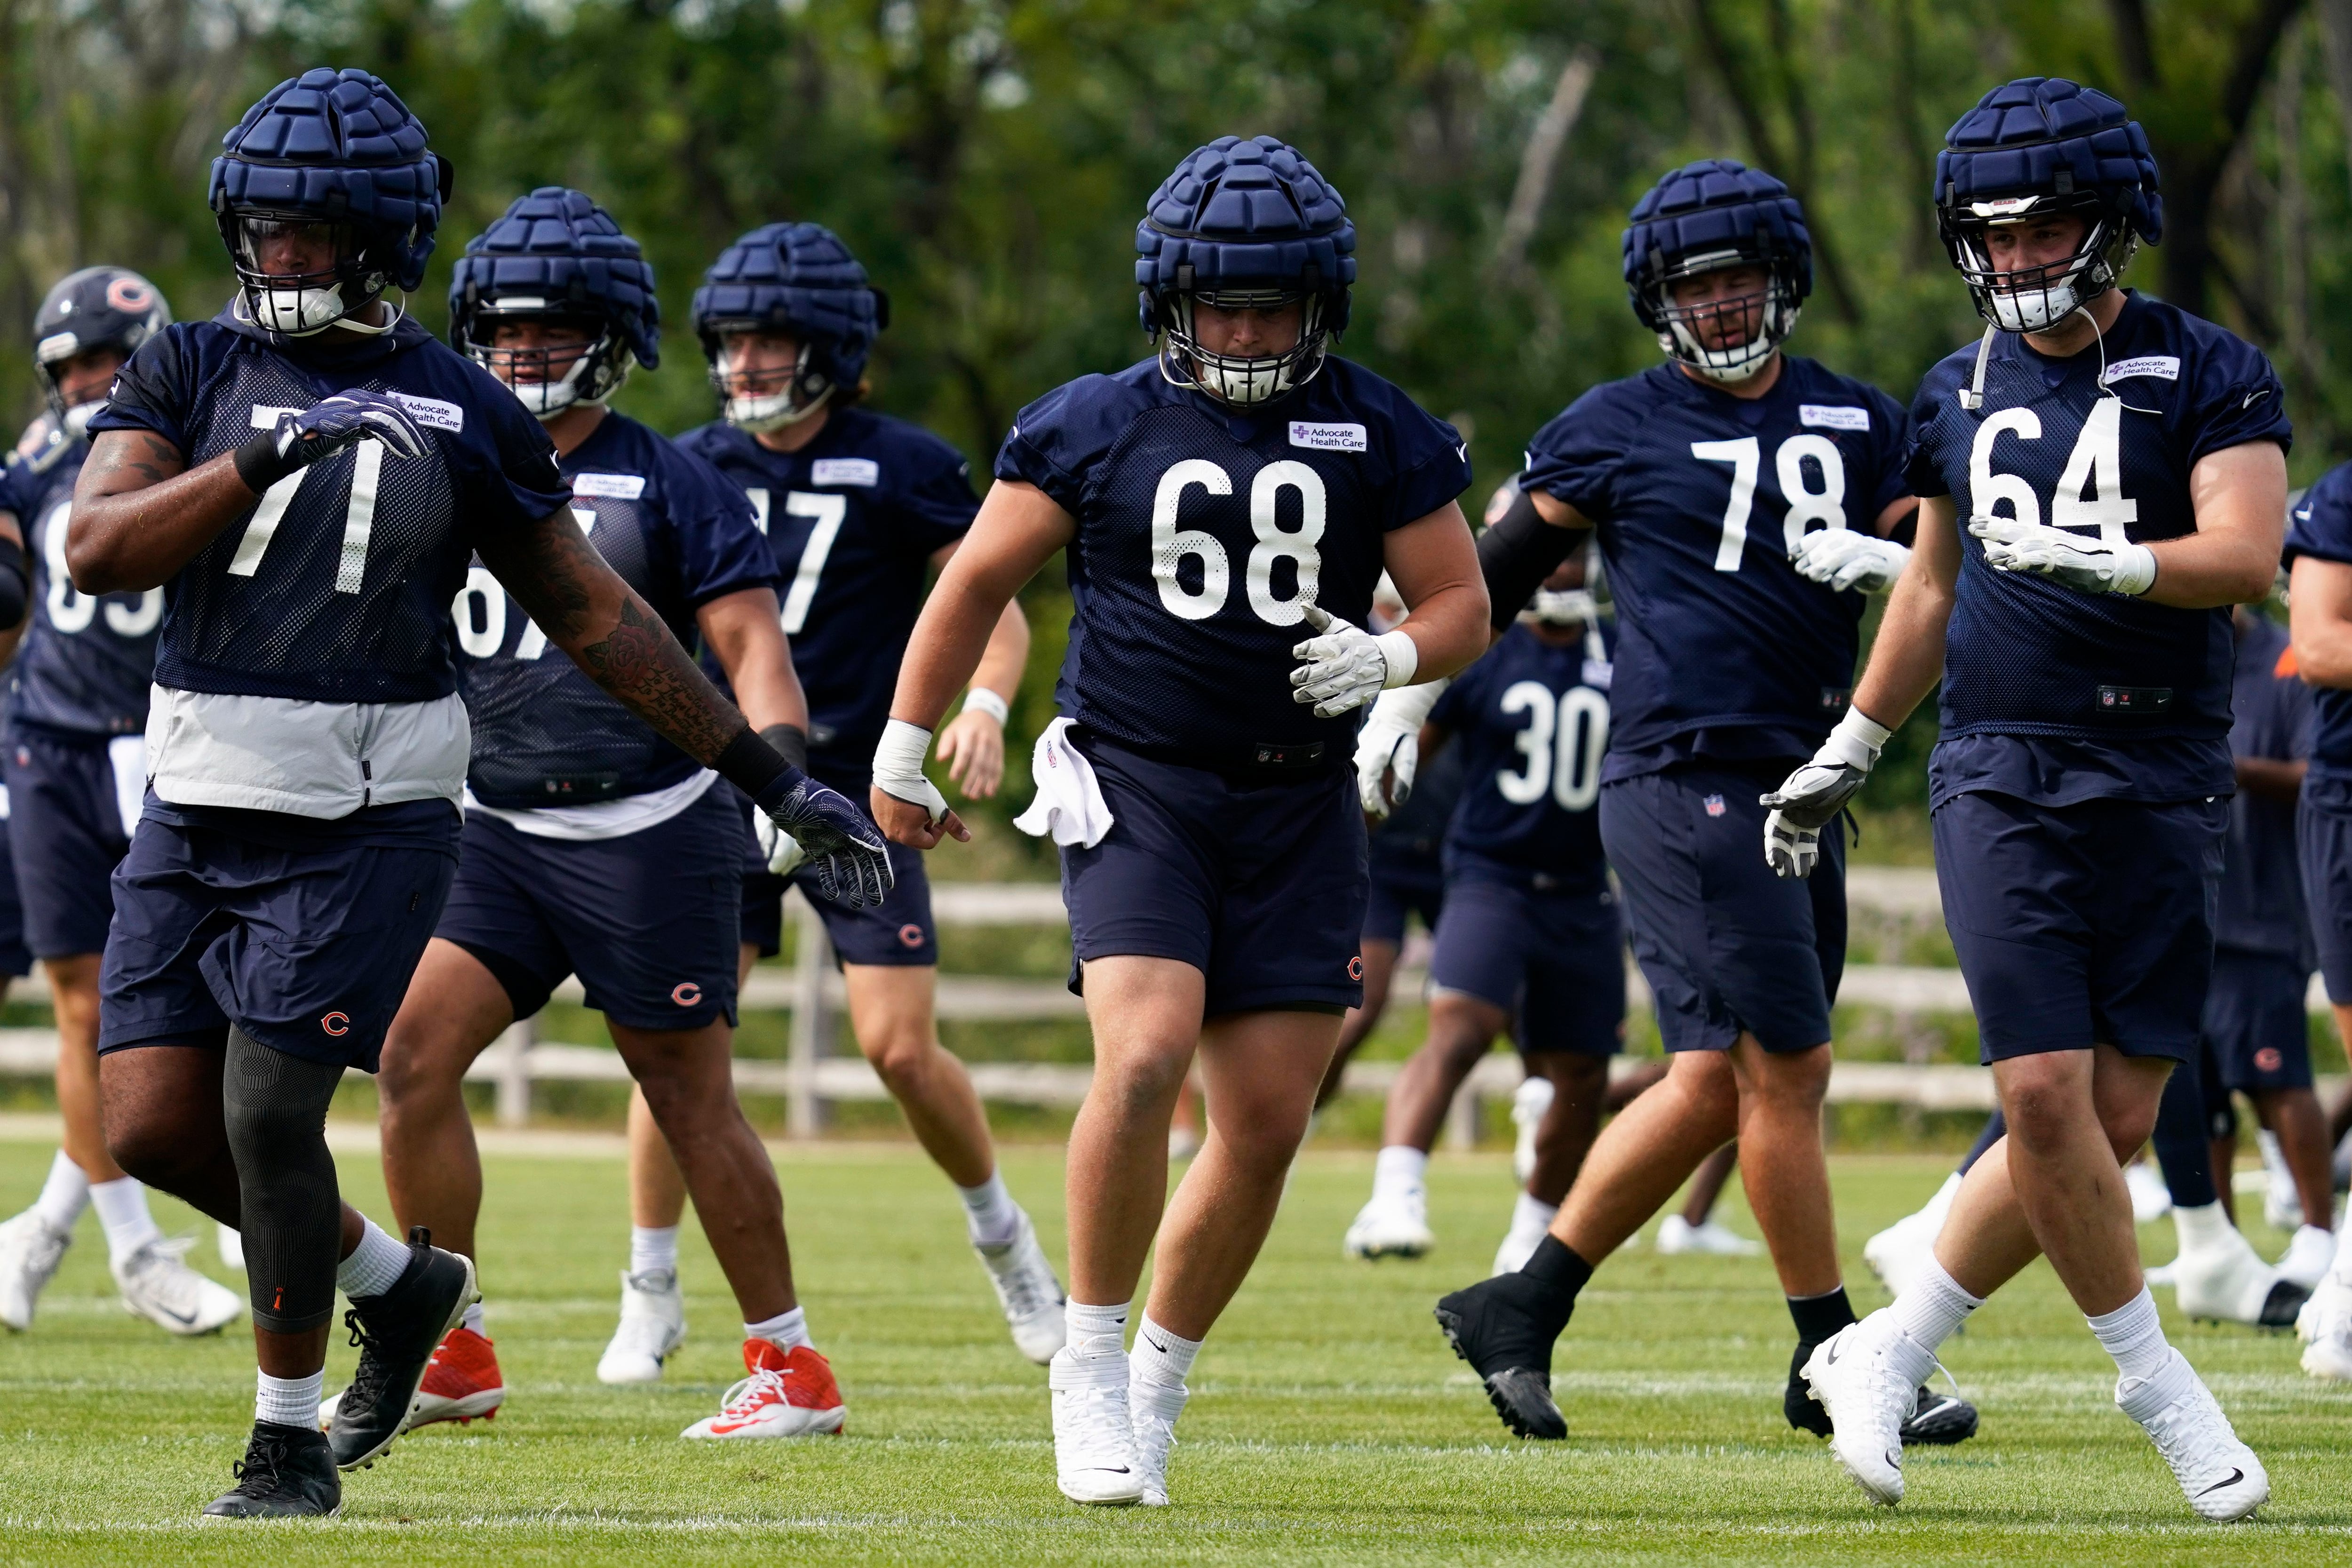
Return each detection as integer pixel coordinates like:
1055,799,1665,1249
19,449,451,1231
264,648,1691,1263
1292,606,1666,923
1787,1286,1858,1347
1520,1235,1595,1304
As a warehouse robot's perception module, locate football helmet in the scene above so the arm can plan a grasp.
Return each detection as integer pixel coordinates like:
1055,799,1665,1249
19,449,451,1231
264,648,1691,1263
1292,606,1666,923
692,223,885,432
449,187,658,420
32,266,170,435
1623,159,1811,384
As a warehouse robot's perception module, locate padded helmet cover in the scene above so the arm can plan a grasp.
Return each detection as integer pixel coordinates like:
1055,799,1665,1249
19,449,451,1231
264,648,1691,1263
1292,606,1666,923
1935,76,2162,242
691,223,882,389
1135,135,1356,333
1621,158,1812,329
449,187,660,369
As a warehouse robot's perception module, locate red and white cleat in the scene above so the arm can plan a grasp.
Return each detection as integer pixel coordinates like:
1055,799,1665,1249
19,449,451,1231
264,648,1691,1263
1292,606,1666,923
320,1324,506,1432
680,1340,846,1440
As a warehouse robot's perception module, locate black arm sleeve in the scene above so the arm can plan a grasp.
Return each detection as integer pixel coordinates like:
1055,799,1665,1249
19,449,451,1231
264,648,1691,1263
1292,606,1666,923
1883,501,1920,550
1476,488,1589,631
0,536,26,631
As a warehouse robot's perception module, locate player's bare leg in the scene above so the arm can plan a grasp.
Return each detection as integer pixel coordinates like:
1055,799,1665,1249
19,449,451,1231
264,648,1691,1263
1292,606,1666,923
376,941,518,1261
2253,1087,2336,1287
839,963,993,1184
1490,1051,1609,1274
1316,936,1402,1107
1347,990,1508,1259
1728,1040,1838,1297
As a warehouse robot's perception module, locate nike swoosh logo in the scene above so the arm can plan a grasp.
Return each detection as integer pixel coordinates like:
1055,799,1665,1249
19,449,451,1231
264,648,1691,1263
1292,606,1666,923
1826,1342,1841,1365
2198,1468,2244,1496
1144,1336,1168,1354
150,1300,198,1326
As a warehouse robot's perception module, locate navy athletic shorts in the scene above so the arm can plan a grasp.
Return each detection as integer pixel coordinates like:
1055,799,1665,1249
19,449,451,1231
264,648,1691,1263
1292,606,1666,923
1599,764,1844,1054
739,756,938,967
4,723,132,958
1427,872,1623,1057
2200,946,2313,1094
1061,732,1368,1016
1363,850,1445,947
2298,780,2352,1005
0,812,32,979
1934,790,2225,1064
98,798,461,1071
441,783,743,1032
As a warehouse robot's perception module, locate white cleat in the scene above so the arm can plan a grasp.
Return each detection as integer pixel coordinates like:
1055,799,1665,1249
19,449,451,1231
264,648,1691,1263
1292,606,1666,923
1050,1344,1144,1505
1129,1374,1188,1507
2296,1269,2352,1380
2127,1161,2173,1225
1656,1215,1763,1257
1862,1173,1960,1297
2276,1225,2337,1293
2171,1227,2305,1328
217,1224,245,1272
1344,1188,1435,1260
1491,1215,1553,1277
976,1207,1066,1365
596,1267,686,1384
2118,1350,2268,1522
1511,1076,1554,1185
1800,1313,1934,1507
2258,1131,2303,1232
113,1236,244,1336
0,1210,71,1332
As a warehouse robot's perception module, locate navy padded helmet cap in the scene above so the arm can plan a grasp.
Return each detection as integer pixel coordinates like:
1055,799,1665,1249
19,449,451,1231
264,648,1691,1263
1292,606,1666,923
450,187,660,369
1135,135,1357,331
1621,158,1813,301
1937,77,2163,243
692,222,882,389
209,66,445,290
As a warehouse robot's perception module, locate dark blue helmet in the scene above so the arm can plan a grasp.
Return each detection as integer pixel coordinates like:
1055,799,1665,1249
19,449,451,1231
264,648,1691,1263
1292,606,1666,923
692,223,886,432
1622,159,1811,384
208,67,449,337
449,188,658,421
1135,135,1355,407
1934,77,2161,332
32,266,171,429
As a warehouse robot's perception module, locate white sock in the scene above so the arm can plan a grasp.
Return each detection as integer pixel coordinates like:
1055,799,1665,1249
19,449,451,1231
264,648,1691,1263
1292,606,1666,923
630,1224,680,1279
745,1305,810,1353
255,1368,325,1429
336,1217,411,1299
957,1171,1020,1248
1373,1145,1429,1200
2171,1200,2237,1255
1132,1313,1202,1389
30,1149,90,1234
89,1176,161,1264
2089,1286,2172,1385
1507,1191,1558,1239
461,1301,485,1336
1888,1255,1983,1354
1065,1298,1129,1358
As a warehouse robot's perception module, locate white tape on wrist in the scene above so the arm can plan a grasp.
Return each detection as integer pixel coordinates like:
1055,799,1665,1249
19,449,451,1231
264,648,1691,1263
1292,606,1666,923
1825,707,1893,769
872,719,935,796
1375,629,1419,689
960,688,1011,725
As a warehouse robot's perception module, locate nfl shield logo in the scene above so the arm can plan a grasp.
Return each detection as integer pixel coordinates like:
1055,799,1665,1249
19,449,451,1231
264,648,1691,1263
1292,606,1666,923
1703,794,1726,817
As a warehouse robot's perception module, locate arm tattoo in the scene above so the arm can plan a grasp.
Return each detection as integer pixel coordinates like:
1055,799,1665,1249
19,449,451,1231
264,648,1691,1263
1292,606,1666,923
84,430,186,495
491,506,746,765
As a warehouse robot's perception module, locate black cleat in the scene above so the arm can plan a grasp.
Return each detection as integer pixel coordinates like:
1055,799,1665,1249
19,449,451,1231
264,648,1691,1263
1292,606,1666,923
2257,1280,2308,1330
1433,1274,1573,1441
1900,1385,1979,1445
1785,1340,1834,1437
325,1227,477,1472
202,1421,341,1519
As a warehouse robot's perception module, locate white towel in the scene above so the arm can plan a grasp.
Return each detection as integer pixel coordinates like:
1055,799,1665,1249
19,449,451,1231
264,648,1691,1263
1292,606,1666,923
108,735,147,838
1012,717,1114,848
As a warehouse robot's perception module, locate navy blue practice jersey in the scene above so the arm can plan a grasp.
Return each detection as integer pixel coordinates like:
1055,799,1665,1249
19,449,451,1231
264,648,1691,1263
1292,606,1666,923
1431,618,1614,891
1,415,158,734
678,409,977,777
1520,358,1908,782
998,357,1470,760
2285,462,2352,788
2213,611,2311,961
1908,292,2289,806
453,413,775,808
89,308,572,704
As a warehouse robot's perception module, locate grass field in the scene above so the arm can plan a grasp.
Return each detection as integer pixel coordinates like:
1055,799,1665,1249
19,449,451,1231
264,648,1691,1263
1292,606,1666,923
3,1132,2350,1564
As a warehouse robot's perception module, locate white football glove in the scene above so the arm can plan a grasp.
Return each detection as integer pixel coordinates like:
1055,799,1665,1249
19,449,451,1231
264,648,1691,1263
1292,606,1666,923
872,718,952,824
1790,529,1910,594
1759,708,1892,878
754,811,808,877
1763,812,1820,880
1290,605,1419,719
1968,515,2156,597
1353,679,1450,817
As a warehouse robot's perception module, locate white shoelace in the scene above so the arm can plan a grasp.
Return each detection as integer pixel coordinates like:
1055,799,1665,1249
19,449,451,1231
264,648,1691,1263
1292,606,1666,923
1054,1356,1135,1473
2137,1379,2242,1490
715,1365,794,1421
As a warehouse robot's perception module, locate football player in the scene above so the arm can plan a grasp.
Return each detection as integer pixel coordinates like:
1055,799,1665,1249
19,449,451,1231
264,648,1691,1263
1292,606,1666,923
604,221,1064,1377
1345,550,1623,1274
0,268,246,1336
1781,79,2285,1522
69,70,886,1519
1420,160,1970,1450
354,188,848,1443
874,136,1488,1505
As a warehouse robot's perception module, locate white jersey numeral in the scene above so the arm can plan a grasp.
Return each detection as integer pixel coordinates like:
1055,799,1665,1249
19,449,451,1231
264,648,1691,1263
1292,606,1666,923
451,566,508,658
1692,438,1759,571
226,407,388,594
779,492,847,636
1244,461,1326,625
42,498,161,637
1971,400,2138,544
1152,460,1233,621
1969,408,2043,527
1495,681,1610,812
1150,458,1326,625
1695,435,1851,570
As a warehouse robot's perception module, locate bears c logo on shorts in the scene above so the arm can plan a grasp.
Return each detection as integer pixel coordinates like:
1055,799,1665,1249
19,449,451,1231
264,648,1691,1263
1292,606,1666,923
898,924,925,949
672,982,703,1007
1348,955,1365,981
2255,1047,2284,1074
320,1012,350,1036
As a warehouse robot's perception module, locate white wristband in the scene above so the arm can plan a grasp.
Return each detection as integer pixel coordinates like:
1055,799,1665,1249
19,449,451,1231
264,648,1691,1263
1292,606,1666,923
872,718,934,788
1824,706,1893,770
1375,629,1419,690
960,688,1011,725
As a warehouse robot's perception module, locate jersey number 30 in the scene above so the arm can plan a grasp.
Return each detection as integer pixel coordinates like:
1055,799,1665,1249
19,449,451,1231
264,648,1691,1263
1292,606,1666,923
1498,682,1609,812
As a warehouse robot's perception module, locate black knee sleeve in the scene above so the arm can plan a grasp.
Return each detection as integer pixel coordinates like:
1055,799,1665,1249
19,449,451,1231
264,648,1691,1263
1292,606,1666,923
222,1028,348,1334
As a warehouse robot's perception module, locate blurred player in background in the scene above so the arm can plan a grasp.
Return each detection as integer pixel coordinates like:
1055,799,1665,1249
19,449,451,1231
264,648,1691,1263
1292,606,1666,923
876,135,1488,1506
1789,79,2286,1521
0,268,246,1336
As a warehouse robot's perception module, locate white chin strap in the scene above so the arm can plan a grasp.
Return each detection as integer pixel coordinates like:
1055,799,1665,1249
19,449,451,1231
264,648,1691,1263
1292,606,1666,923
509,356,600,422
1522,589,1599,626
1986,276,2086,333
62,401,103,440
1192,347,1299,406
719,344,829,434
247,284,399,339
1662,320,1785,384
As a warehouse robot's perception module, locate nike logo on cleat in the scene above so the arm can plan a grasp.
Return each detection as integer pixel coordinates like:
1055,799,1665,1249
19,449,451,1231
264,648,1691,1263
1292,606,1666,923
2198,1469,2245,1496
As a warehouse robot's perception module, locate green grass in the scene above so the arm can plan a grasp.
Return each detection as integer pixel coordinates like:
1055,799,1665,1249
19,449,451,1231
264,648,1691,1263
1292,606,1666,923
2,1136,2349,1564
